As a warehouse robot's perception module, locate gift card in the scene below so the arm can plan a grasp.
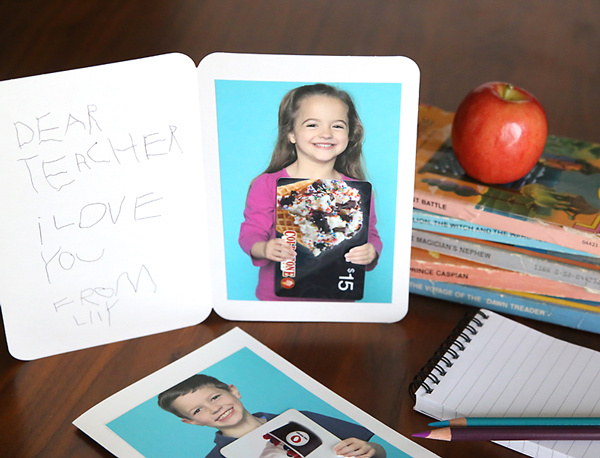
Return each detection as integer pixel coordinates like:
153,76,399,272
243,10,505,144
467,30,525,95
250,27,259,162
222,410,339,458
274,178,371,300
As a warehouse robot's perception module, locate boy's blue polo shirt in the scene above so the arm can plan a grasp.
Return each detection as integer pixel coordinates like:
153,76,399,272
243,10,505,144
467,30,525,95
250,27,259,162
205,411,374,458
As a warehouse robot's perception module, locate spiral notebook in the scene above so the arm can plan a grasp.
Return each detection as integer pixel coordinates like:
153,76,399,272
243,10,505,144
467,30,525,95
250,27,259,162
410,309,600,458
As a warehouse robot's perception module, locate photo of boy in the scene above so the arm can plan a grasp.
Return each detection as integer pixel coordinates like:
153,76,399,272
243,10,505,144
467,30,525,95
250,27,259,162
157,374,386,458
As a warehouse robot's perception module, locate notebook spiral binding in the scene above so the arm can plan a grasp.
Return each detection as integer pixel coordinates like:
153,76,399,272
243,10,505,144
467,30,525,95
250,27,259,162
408,309,489,400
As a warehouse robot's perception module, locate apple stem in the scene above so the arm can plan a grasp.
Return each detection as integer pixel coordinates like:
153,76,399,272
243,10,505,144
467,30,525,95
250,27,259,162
504,84,514,99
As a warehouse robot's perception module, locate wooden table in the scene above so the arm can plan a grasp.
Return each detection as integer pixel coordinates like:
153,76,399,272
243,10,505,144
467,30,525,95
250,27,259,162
2,2,600,457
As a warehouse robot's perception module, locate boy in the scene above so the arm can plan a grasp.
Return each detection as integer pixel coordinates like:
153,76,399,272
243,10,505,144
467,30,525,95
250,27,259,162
158,374,386,458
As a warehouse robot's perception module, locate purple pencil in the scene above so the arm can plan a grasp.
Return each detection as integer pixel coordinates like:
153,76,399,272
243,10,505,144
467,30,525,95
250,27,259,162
413,426,600,441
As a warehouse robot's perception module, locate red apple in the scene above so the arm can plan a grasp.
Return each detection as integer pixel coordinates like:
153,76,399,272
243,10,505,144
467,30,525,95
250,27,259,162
451,81,548,184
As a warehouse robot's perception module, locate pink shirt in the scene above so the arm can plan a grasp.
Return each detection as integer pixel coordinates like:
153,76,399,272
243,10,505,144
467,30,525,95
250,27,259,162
239,169,382,301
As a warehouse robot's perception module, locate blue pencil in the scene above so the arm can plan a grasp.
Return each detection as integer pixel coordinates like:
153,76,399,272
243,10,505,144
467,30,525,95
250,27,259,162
429,417,600,427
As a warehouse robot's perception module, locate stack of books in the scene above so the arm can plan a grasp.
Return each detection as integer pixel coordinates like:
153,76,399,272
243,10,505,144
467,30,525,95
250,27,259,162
410,105,600,333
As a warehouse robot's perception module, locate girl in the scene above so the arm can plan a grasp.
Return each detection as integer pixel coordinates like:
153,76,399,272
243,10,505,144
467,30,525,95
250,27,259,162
239,83,382,301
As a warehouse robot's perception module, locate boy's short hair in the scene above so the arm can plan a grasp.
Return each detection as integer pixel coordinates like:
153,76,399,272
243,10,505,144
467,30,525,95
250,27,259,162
158,374,230,418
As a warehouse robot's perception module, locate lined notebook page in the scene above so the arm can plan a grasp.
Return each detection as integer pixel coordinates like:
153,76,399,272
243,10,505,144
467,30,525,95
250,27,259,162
413,310,600,458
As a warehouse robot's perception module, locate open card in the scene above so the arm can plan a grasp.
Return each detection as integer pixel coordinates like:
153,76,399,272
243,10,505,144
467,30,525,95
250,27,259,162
0,52,420,359
73,328,439,458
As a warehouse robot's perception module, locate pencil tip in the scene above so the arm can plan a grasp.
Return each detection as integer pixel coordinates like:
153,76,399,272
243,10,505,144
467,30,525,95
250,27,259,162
412,431,430,438
428,421,448,427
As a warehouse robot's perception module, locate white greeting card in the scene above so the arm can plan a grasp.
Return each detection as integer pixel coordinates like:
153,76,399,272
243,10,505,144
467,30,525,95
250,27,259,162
0,53,420,359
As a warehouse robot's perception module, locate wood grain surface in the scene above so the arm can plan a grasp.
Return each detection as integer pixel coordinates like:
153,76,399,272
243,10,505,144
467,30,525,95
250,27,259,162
2,2,600,457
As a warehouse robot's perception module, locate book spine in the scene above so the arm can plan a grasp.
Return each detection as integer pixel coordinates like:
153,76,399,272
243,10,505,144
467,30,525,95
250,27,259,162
410,256,600,303
409,277,600,334
412,209,593,258
411,229,600,293
413,189,600,257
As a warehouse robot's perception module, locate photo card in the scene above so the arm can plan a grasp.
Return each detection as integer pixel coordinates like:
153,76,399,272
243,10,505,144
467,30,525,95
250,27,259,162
199,52,420,321
73,328,440,458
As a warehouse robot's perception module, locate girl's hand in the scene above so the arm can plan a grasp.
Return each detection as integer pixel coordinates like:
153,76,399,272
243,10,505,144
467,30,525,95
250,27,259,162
252,238,296,262
344,243,377,265
333,438,375,458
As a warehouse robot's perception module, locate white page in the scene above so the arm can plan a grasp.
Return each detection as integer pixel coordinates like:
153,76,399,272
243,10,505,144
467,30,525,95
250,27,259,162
0,53,211,360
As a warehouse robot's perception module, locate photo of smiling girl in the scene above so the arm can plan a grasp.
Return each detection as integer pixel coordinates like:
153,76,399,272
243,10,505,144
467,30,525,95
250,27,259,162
238,84,382,301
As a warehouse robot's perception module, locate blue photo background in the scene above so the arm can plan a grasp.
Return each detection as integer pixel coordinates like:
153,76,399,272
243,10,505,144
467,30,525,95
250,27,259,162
215,81,403,302
107,347,411,458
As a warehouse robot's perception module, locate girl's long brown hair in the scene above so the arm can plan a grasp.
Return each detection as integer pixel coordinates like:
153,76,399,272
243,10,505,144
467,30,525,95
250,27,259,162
262,83,367,180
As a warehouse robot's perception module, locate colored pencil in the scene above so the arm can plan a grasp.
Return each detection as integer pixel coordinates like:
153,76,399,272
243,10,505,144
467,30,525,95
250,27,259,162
428,417,600,428
412,426,600,442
